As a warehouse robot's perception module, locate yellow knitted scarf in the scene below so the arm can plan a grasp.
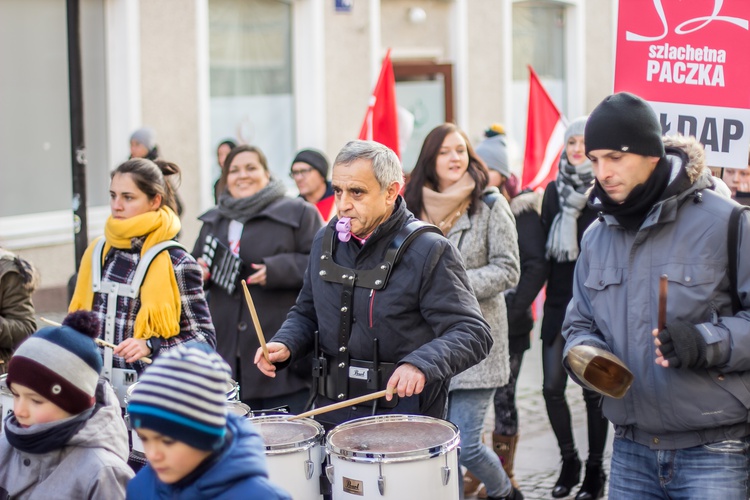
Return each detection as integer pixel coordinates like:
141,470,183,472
69,206,182,340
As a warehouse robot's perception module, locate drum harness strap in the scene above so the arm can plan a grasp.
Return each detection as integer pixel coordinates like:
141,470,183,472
314,221,441,410
91,238,186,404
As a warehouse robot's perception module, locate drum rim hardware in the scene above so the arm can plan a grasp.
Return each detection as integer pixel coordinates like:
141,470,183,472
325,414,460,464
249,415,325,455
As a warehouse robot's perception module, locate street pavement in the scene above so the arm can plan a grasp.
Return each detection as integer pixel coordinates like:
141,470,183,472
468,335,614,500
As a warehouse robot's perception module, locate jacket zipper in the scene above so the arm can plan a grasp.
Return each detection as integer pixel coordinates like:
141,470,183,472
369,289,375,328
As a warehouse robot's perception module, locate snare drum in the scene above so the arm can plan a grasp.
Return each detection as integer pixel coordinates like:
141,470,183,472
0,374,13,431
250,415,325,500
325,414,460,499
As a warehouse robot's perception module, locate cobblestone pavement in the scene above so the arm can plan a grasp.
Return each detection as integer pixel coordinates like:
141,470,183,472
467,336,614,500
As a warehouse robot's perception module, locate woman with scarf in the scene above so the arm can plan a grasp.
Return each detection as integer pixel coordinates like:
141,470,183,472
404,123,522,500
541,117,608,500
69,158,215,377
193,145,322,414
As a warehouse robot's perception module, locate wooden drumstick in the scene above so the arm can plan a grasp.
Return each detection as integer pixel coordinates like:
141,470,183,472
658,274,668,331
241,280,270,363
288,390,390,421
40,317,153,365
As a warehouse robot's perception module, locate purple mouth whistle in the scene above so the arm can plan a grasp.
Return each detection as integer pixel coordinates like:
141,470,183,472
336,217,352,242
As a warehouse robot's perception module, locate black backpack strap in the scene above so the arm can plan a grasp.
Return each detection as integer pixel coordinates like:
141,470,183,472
728,205,750,314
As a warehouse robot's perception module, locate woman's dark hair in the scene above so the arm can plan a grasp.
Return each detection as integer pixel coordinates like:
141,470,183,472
218,145,269,191
404,123,489,217
111,158,181,213
217,139,237,154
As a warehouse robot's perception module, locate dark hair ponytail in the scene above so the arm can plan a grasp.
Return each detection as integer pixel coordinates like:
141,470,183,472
112,158,181,213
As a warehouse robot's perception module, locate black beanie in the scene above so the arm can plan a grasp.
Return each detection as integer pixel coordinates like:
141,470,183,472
585,92,665,158
292,149,329,180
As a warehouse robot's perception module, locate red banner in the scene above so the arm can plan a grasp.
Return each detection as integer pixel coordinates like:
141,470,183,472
615,0,750,108
615,0,750,167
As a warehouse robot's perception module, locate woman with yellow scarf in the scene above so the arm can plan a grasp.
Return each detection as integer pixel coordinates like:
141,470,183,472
69,158,216,377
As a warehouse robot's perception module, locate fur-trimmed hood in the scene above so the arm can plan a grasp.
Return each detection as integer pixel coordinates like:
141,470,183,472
509,190,543,217
663,134,711,186
0,249,40,292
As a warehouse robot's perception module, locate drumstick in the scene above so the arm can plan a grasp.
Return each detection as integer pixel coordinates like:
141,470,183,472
40,317,153,365
288,390,390,421
241,280,270,364
658,274,668,331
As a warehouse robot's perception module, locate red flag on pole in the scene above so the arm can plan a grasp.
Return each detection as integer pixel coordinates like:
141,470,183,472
522,65,567,191
358,48,400,158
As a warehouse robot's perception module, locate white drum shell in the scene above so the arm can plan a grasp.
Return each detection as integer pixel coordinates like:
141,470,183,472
250,415,325,500
325,415,460,500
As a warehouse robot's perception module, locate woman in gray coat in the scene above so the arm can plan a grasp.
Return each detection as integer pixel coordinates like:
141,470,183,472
404,123,521,500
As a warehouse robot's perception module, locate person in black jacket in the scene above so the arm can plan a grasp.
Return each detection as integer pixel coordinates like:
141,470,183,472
193,145,322,414
541,117,608,500
255,140,492,428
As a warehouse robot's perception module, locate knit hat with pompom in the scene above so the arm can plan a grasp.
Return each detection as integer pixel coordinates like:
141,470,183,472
6,311,103,415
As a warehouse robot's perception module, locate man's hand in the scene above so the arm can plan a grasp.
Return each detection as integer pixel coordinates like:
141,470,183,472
254,341,291,377
653,320,707,369
114,338,150,364
385,363,426,401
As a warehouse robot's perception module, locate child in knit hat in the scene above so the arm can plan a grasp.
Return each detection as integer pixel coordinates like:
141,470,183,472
0,311,134,499
126,342,291,499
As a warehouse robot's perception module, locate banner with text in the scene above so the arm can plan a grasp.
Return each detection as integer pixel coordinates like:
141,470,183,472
615,0,750,167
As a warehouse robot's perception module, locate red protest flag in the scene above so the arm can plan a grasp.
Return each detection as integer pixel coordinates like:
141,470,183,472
359,48,400,158
522,65,567,191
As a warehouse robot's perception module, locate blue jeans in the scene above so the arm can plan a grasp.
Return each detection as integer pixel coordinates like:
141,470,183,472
448,388,512,498
609,436,749,499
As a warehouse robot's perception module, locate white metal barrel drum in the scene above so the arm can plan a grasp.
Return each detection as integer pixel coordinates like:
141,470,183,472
325,415,461,499
250,415,326,500
0,374,13,431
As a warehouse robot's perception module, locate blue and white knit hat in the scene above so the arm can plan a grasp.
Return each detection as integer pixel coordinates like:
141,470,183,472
127,342,231,451
7,311,103,415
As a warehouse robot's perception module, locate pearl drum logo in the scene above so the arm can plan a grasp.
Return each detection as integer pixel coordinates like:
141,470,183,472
343,477,364,495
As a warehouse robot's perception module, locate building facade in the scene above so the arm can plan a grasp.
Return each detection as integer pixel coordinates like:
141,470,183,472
0,0,616,309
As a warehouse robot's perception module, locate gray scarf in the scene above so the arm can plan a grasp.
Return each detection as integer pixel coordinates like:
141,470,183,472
546,154,595,262
217,177,287,224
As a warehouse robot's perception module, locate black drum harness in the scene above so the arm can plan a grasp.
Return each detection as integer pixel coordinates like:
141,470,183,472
311,220,441,411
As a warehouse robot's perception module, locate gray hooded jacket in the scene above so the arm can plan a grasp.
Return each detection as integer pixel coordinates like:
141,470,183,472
0,379,134,499
563,136,750,450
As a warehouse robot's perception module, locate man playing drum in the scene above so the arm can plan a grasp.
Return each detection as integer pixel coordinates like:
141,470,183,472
255,140,492,428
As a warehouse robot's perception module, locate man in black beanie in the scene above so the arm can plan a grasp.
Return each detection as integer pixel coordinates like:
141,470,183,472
290,148,335,221
563,92,750,499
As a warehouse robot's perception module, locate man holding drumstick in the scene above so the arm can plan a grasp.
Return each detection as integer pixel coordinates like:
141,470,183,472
255,140,492,428
563,92,750,499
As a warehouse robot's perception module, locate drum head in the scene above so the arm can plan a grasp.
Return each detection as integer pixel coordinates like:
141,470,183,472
250,415,324,454
326,414,460,463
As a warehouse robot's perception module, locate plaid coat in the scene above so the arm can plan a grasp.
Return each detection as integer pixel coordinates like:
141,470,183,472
91,237,215,373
